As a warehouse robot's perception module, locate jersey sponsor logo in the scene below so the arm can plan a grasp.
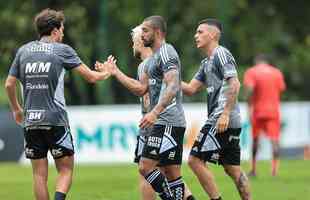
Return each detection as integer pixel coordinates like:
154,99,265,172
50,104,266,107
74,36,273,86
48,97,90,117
26,110,45,122
29,43,52,53
207,86,214,93
26,83,49,90
147,136,162,148
25,62,51,74
148,79,156,85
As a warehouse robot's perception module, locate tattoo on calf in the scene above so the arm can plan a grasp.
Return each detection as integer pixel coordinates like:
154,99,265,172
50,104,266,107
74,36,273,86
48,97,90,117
237,172,251,200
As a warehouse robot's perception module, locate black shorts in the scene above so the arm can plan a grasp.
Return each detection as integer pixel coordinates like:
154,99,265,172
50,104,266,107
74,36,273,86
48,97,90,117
24,126,74,159
141,125,185,166
134,135,146,163
190,124,241,165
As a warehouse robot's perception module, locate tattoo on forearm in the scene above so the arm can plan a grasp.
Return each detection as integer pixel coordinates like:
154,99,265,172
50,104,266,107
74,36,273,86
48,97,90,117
224,77,240,113
157,69,179,110
237,172,251,200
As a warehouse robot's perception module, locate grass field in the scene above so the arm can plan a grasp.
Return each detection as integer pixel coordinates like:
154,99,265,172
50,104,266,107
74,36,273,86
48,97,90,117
0,160,309,200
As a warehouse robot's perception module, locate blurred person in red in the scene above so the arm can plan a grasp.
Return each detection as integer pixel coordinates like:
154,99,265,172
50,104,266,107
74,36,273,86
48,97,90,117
243,54,286,177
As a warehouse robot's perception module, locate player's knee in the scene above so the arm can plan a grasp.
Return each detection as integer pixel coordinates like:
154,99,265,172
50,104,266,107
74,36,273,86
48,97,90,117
223,166,237,179
188,156,199,171
138,161,153,177
33,170,48,183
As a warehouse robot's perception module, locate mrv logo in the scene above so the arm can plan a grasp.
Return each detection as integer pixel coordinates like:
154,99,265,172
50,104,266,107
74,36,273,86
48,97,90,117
25,62,51,73
76,123,138,151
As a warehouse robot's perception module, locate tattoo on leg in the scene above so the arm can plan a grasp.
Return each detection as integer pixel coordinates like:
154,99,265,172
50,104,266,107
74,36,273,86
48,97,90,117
237,172,251,200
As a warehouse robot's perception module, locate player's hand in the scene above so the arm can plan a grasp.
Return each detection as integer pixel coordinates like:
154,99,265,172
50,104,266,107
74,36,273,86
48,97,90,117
95,61,108,72
103,55,118,75
139,110,159,128
216,112,229,133
13,108,23,125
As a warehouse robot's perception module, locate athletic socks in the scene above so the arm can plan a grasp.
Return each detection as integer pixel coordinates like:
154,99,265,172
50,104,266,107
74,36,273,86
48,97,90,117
168,177,185,200
145,169,174,200
54,191,66,200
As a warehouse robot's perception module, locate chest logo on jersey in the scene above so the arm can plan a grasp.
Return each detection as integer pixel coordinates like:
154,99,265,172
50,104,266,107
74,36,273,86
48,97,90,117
148,79,156,85
207,86,214,93
26,110,45,122
25,62,51,74
26,83,49,90
204,58,214,73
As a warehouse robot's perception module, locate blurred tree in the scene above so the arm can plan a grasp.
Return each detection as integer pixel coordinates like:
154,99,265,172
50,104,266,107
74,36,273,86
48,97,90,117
1,0,310,107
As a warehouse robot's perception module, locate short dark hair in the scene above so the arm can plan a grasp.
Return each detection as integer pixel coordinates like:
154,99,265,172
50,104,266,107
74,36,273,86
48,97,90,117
143,15,167,33
34,8,65,38
198,18,223,33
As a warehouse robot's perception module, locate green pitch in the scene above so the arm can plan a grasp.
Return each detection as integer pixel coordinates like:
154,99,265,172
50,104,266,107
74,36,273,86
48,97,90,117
0,160,309,200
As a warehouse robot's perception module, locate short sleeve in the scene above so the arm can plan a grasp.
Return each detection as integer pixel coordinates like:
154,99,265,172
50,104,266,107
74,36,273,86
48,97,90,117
215,48,238,79
8,48,22,79
243,69,255,88
159,45,180,73
62,45,82,70
194,62,206,84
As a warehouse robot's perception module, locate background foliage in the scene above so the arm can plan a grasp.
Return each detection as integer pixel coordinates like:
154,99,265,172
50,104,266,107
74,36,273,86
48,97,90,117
1,0,310,107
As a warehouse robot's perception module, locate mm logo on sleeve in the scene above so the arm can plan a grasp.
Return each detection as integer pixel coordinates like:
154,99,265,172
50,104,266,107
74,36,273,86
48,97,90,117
26,110,45,122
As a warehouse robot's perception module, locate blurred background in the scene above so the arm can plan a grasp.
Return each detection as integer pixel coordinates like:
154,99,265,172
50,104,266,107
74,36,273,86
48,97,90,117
0,1,310,199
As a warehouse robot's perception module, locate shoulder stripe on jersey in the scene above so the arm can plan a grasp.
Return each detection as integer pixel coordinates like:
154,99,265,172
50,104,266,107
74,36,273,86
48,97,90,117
160,49,167,64
164,44,169,62
160,44,169,64
217,47,228,66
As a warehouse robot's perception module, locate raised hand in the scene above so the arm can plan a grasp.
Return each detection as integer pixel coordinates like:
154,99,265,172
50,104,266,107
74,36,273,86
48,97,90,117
95,55,118,75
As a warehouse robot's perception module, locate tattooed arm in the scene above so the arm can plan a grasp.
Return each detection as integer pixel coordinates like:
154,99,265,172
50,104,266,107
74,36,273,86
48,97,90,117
216,76,240,133
223,77,241,114
139,69,179,128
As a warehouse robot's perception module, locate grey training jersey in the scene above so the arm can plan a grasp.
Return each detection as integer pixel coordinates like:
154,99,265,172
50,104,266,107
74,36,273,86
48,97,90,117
145,43,186,127
194,46,241,128
137,58,150,116
9,41,82,127
137,58,153,136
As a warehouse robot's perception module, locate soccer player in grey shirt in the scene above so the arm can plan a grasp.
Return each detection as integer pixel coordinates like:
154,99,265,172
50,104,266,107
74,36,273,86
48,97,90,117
5,9,110,200
182,19,252,200
100,25,195,200
98,16,193,200
130,25,156,200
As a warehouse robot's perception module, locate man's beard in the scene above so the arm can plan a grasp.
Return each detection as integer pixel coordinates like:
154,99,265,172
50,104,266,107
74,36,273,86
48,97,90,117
143,36,154,48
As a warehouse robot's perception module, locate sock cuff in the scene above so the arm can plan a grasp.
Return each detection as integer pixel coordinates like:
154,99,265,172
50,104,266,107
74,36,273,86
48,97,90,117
55,191,66,200
145,169,161,184
168,176,183,188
